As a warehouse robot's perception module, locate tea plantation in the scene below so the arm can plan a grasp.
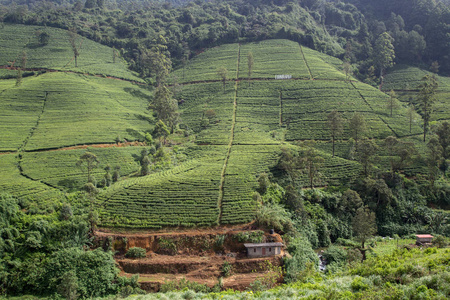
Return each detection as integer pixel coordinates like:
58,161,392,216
0,24,143,81
382,65,450,121
1,34,447,228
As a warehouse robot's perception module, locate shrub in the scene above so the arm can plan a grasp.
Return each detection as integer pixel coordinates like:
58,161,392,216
351,276,370,291
284,236,319,283
214,235,225,251
160,278,210,293
323,246,348,267
233,231,264,243
432,235,448,248
222,261,232,277
158,238,177,255
125,247,146,258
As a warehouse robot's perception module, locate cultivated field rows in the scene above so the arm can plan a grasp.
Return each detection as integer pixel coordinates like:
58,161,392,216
1,38,437,227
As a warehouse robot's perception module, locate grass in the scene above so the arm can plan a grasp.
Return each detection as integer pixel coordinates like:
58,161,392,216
369,238,416,257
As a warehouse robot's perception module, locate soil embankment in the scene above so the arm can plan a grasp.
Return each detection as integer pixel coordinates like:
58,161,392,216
94,225,285,292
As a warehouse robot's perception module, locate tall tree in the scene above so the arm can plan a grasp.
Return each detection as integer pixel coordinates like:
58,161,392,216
153,119,170,144
355,138,378,177
349,112,366,149
387,89,398,117
327,110,344,157
384,136,417,174
343,61,352,82
352,206,377,261
247,51,254,85
417,74,438,142
374,32,395,83
216,67,228,92
68,28,81,67
430,61,440,74
151,85,179,132
298,142,324,189
427,136,443,188
76,152,99,184
407,104,416,133
435,121,450,175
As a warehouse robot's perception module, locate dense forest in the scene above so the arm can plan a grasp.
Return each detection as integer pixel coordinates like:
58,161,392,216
0,0,450,299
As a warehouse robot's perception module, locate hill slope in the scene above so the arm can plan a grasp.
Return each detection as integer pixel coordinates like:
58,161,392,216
0,31,444,228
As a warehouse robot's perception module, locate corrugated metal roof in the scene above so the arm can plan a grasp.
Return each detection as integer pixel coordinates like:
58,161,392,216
244,243,284,247
416,234,434,238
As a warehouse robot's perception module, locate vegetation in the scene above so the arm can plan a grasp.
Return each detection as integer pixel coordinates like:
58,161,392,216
125,247,147,258
0,0,449,298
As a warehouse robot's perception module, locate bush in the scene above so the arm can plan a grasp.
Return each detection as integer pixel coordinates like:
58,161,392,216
44,248,118,298
160,278,210,293
158,238,177,255
284,236,319,283
222,261,232,277
432,235,448,248
351,276,370,291
233,231,264,243
323,246,348,266
214,235,225,250
125,247,146,258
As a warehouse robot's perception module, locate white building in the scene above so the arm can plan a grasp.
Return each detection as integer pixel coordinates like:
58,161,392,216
244,242,284,258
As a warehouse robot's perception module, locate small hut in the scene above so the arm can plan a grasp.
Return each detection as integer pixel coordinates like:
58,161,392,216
244,242,283,258
416,234,433,245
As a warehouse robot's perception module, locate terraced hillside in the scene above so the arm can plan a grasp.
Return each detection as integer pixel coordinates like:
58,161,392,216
0,24,143,82
383,65,450,121
0,31,437,228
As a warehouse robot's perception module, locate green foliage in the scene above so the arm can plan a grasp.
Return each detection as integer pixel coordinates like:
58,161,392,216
284,236,320,283
374,32,395,79
323,246,348,269
158,238,177,255
417,74,439,141
221,261,232,277
0,24,142,81
353,206,377,249
0,194,20,257
160,278,211,293
57,270,78,300
44,247,118,298
125,247,146,259
256,203,292,232
233,231,264,243
214,235,225,251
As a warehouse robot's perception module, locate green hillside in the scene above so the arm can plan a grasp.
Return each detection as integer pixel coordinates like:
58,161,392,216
0,24,143,82
383,65,450,121
95,40,428,228
0,36,446,228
